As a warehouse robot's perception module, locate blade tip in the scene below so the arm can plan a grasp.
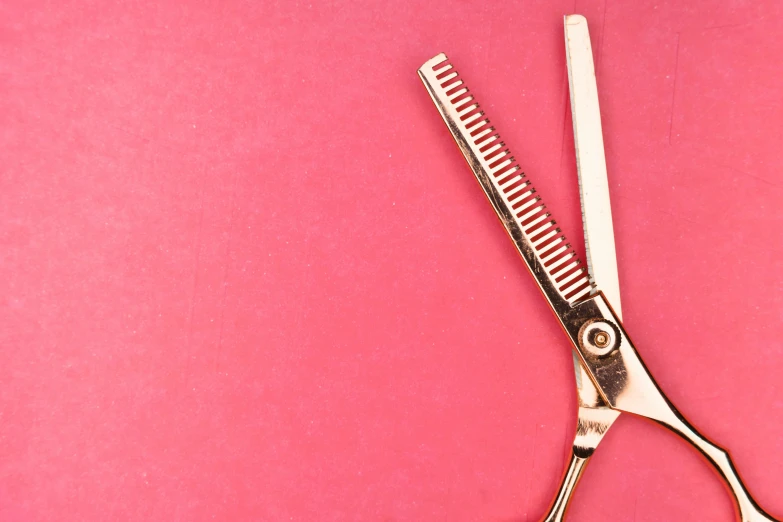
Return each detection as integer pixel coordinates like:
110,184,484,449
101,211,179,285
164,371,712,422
565,14,587,27
418,53,449,74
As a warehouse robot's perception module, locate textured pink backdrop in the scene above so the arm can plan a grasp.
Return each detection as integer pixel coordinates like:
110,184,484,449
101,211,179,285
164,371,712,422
1,1,781,520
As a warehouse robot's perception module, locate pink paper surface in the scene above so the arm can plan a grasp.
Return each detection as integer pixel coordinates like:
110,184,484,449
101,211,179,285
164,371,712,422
1,1,781,520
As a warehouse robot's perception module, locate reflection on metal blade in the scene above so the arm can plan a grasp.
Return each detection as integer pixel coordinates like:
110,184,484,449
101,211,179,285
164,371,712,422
565,14,622,319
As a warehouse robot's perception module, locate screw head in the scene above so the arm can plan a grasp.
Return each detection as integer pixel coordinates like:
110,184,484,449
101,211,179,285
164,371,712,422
578,320,619,357
593,331,610,348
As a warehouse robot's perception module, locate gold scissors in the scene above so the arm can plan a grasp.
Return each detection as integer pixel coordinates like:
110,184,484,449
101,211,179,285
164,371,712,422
417,14,780,522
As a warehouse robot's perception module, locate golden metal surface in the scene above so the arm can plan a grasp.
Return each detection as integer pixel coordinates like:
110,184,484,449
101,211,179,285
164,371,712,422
541,452,588,522
417,46,780,521
543,15,626,521
564,14,621,312
570,293,778,522
418,54,590,315
419,55,622,520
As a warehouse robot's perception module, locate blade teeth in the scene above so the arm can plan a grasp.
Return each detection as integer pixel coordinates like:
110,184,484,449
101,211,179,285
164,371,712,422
539,237,567,259
547,251,575,271
541,243,569,264
518,204,545,223
490,156,514,173
454,96,475,110
524,214,551,234
463,111,485,126
449,87,469,100
498,171,523,189
552,259,580,279
434,64,454,78
419,54,596,304
560,272,589,295
557,265,585,287
466,117,489,130
457,103,480,115
563,278,592,301
483,142,505,159
430,55,450,70
496,167,525,181
513,194,540,213
505,179,529,200
473,128,494,140
566,284,593,303
531,228,559,248
478,135,502,152
439,71,458,83
486,150,509,166
531,222,557,243
445,81,465,96
498,162,520,176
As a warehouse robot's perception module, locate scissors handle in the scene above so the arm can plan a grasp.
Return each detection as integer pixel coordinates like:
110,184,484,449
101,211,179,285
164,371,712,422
541,418,778,522
542,395,619,521
541,450,588,522
568,293,780,521
662,411,778,522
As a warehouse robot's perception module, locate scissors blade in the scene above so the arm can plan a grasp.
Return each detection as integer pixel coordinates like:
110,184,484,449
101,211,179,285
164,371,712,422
565,14,622,319
418,54,594,311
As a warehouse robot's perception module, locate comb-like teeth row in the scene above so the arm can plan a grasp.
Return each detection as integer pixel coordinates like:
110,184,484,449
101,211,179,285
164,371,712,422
421,54,593,304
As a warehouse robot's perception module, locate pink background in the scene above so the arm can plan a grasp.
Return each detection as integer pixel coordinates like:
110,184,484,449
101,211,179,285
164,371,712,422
1,1,781,520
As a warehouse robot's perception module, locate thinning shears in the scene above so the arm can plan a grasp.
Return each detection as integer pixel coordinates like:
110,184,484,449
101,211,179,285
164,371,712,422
418,14,779,521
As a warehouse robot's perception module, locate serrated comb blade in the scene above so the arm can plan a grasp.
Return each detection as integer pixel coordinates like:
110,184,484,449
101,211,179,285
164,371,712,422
418,54,594,311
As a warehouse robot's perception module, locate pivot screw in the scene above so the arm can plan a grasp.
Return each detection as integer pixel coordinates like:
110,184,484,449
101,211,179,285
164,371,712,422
579,320,619,357
593,331,610,348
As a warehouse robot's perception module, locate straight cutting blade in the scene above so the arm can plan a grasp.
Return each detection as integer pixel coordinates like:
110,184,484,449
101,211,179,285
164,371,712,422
564,14,622,319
